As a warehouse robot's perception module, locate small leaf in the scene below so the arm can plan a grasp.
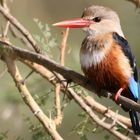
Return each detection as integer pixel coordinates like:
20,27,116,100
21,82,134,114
33,18,58,56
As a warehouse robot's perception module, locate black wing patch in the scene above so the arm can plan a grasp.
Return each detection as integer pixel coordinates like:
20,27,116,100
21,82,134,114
112,32,138,82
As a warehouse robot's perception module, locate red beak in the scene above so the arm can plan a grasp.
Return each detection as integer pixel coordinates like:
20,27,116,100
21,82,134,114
53,18,92,28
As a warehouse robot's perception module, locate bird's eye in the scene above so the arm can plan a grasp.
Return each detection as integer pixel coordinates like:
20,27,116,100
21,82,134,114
92,17,101,22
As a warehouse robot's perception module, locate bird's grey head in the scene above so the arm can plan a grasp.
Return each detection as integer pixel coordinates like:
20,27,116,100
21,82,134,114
81,5,124,37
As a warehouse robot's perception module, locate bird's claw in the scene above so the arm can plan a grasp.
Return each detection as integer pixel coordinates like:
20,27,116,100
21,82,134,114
114,87,124,101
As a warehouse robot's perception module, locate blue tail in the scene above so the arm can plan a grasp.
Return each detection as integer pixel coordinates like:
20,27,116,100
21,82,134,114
129,77,140,134
129,111,140,135
117,77,140,134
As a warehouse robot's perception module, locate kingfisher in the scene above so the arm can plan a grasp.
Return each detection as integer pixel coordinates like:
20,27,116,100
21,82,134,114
53,5,140,134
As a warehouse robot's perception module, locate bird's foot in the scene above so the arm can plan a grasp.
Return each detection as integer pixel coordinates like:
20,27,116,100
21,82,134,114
114,87,124,101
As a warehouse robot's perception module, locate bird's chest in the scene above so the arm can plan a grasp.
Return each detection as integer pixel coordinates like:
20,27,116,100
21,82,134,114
80,47,106,69
80,41,132,92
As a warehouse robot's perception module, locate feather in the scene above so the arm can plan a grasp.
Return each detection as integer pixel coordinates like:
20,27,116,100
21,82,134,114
129,76,139,100
113,32,138,81
129,111,140,135
113,32,139,98
113,32,140,134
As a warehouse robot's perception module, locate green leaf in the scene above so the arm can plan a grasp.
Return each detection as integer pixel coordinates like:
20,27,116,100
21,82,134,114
33,18,58,56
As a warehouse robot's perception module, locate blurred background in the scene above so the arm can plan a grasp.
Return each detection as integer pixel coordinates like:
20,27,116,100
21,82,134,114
0,0,140,140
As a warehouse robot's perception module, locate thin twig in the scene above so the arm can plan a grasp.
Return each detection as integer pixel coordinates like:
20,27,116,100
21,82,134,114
0,0,9,12
54,28,69,126
1,0,10,39
3,55,64,140
0,5,42,53
60,28,69,66
3,21,10,37
54,83,63,126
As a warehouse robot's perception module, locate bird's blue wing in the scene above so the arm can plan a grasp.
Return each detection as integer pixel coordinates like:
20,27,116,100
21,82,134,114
113,32,139,100
129,76,139,100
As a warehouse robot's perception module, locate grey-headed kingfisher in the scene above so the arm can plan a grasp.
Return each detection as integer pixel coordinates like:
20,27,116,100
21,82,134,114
53,5,140,134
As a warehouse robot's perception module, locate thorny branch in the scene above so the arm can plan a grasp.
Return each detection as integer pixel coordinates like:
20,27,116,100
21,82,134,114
84,96,131,128
0,1,64,140
3,56,63,140
1,40,140,113
0,1,140,140
0,40,140,140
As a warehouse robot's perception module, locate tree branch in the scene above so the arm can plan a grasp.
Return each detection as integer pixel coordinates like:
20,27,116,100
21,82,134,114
84,96,131,128
22,60,133,128
64,87,133,140
54,28,69,126
3,53,64,140
0,40,140,114
0,5,42,53
60,28,69,66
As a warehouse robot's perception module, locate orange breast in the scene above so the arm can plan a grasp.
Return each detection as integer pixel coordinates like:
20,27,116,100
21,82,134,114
82,42,132,93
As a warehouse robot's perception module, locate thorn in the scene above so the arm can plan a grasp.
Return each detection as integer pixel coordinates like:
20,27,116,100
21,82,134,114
34,110,40,116
49,76,56,81
101,117,107,122
21,70,34,84
110,110,118,128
